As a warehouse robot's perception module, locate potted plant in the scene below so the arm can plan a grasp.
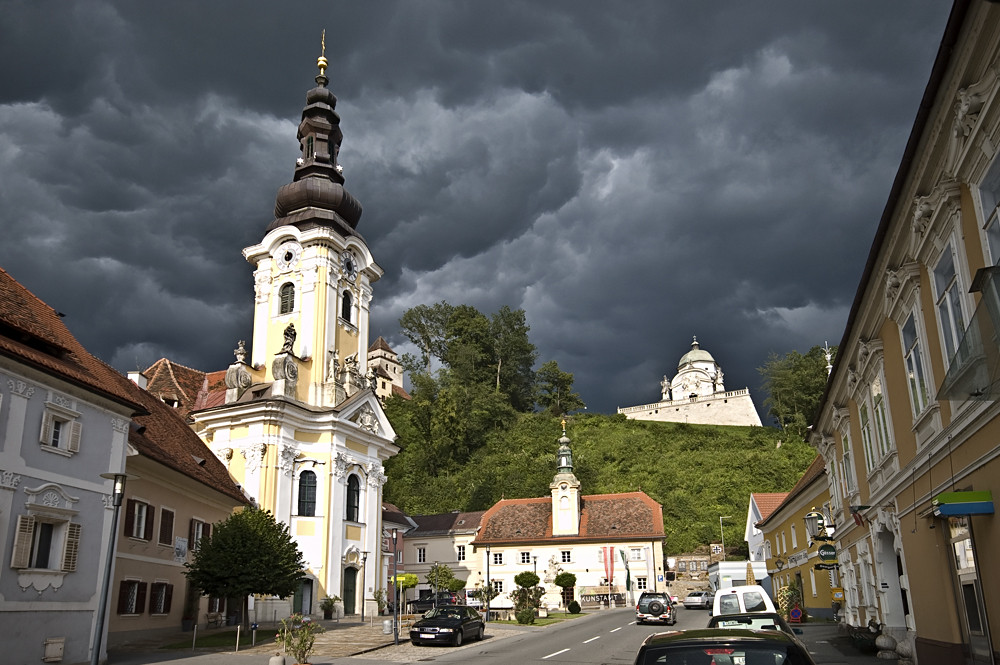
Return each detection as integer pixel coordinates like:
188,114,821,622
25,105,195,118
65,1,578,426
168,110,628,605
276,613,325,664
319,595,340,620
373,588,387,615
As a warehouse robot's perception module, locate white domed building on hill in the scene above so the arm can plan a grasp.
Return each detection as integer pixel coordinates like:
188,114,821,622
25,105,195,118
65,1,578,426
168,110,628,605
617,337,762,427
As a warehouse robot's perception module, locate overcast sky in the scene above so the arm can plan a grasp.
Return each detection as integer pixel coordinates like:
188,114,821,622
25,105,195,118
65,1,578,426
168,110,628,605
0,1,955,421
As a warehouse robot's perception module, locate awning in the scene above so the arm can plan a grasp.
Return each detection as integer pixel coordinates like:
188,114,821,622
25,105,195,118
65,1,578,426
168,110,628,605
937,266,1000,401
932,490,994,517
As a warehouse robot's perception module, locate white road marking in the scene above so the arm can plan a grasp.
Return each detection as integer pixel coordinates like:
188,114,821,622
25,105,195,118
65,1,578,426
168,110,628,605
583,636,600,644
543,648,571,659
610,627,623,632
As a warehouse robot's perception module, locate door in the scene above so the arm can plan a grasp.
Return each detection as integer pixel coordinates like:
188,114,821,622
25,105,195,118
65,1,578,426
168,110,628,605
343,567,357,615
949,517,994,664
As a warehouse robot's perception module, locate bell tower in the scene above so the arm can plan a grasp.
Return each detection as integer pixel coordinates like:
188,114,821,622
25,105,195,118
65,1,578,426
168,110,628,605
550,420,581,536
240,31,382,407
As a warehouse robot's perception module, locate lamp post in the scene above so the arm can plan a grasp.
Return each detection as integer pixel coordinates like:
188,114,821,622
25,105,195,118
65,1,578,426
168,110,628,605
485,546,491,623
388,529,399,645
360,551,369,623
719,516,732,562
533,555,537,576
91,472,130,665
803,508,826,545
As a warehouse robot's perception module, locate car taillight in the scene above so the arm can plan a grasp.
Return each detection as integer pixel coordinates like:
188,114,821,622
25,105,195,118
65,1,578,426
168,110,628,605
704,649,734,655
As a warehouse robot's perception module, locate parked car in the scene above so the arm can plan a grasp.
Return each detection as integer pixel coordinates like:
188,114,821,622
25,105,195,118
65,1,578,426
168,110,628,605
635,592,676,625
632,628,818,665
409,605,485,646
712,584,777,617
708,611,803,637
682,590,715,609
407,592,460,614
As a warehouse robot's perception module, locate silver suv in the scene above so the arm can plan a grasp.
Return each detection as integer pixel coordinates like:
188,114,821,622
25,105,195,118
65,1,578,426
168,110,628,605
635,592,676,625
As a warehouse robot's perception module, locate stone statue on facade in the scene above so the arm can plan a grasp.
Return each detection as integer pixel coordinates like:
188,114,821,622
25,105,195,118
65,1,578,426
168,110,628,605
281,323,296,354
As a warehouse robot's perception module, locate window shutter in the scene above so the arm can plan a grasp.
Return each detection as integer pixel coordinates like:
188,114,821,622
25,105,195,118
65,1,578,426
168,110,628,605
189,519,196,545
124,499,136,537
135,582,148,614
143,505,154,542
159,509,174,545
164,584,174,613
204,523,211,539
61,523,81,572
40,413,53,444
11,515,35,568
68,421,82,453
117,581,130,614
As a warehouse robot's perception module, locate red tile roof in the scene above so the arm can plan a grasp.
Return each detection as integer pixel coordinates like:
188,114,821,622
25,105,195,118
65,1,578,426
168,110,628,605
475,491,664,545
755,455,826,527
751,493,790,522
368,336,395,354
0,267,145,413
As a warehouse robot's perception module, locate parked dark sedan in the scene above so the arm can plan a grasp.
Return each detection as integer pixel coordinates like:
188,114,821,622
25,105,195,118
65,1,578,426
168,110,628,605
409,605,485,646
632,628,818,665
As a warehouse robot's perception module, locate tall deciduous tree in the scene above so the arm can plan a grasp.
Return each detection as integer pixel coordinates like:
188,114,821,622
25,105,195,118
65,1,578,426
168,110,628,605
184,508,305,627
489,306,537,411
535,360,586,415
757,345,836,438
399,302,455,372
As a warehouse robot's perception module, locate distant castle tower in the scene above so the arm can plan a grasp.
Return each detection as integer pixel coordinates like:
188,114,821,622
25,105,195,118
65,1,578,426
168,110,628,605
617,336,762,426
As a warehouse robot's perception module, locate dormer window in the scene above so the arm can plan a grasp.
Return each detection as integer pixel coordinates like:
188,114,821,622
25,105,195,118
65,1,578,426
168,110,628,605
279,283,295,315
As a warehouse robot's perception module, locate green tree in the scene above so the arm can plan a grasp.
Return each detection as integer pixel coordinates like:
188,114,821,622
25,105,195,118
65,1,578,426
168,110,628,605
510,571,544,618
426,563,463,595
489,306,537,411
399,301,455,372
758,345,836,438
535,360,586,415
184,508,305,627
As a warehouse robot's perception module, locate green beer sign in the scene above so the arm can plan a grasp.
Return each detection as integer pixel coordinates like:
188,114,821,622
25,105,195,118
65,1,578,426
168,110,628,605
818,544,837,562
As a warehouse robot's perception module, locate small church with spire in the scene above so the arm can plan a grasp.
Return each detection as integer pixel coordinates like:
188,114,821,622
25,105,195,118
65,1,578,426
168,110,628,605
467,422,666,610
617,336,762,427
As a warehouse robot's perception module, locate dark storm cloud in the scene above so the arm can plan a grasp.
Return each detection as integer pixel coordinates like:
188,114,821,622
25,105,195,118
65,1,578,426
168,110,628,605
0,1,954,421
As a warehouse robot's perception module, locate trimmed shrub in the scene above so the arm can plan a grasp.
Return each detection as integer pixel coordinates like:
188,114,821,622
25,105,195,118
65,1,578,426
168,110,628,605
516,608,536,624
567,600,581,614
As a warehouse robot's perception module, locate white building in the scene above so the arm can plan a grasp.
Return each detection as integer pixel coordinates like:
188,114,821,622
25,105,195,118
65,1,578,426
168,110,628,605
618,337,762,427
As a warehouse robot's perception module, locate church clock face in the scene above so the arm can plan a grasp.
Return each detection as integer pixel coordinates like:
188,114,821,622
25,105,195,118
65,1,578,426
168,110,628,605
274,241,301,271
341,250,359,281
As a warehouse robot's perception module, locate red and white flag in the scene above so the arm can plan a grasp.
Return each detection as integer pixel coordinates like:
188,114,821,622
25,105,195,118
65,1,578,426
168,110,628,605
603,546,615,584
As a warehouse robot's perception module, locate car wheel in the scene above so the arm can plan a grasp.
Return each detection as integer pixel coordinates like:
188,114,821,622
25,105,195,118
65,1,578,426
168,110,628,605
454,630,463,647
477,625,485,640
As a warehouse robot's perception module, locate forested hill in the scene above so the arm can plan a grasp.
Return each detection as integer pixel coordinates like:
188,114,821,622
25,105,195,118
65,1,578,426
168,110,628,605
382,411,817,555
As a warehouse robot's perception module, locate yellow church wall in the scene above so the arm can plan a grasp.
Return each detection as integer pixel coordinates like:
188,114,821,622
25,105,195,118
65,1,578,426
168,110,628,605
295,430,328,444
345,439,367,455
296,520,316,536
345,525,362,542
230,425,250,441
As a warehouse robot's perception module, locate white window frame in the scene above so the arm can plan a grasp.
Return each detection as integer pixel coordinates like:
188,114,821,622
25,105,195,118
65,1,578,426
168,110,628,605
416,547,426,564
39,401,82,457
901,311,931,417
791,525,798,549
636,576,648,590
562,550,572,563
932,239,970,368
492,579,503,594
456,545,466,562
492,552,503,566
840,425,857,495
630,548,642,561
150,580,173,615
520,551,531,564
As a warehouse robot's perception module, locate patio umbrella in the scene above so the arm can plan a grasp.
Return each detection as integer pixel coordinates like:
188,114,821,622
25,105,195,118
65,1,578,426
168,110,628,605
746,561,756,585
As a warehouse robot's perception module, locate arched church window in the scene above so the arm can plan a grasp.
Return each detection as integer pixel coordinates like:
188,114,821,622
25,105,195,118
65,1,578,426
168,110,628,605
346,474,361,522
298,471,316,517
279,282,295,315
341,290,353,322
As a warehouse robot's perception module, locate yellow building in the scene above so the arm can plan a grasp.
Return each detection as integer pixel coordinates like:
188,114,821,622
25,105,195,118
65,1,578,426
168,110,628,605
755,456,836,620
188,47,398,620
808,3,1000,661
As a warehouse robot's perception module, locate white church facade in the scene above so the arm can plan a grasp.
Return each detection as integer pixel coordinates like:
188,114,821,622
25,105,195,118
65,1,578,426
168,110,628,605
618,337,762,427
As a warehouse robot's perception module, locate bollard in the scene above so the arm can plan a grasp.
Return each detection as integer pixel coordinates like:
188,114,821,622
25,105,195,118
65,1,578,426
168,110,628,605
252,622,258,647
235,624,241,652
383,619,392,634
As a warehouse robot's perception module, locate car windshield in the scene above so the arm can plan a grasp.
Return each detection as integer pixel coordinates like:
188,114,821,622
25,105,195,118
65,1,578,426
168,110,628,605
640,645,805,665
425,608,463,619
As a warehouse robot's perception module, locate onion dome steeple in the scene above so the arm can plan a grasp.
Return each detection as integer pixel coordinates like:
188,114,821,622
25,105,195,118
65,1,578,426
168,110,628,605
269,30,363,235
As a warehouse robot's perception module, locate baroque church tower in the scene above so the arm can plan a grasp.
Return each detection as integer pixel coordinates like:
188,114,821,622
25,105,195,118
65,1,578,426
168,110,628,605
550,421,581,536
189,37,398,620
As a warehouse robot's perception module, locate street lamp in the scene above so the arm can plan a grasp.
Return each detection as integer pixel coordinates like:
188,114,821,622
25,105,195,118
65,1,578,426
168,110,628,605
532,555,537,575
91,472,131,665
719,516,732,562
360,551,369,623
485,546,491,623
803,508,827,544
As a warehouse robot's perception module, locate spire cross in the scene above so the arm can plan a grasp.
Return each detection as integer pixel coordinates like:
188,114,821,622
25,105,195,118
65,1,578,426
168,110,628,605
317,29,328,78
561,419,567,436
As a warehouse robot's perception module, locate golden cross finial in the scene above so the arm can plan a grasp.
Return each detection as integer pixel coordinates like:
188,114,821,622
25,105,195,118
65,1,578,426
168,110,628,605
561,418,567,435
317,29,328,77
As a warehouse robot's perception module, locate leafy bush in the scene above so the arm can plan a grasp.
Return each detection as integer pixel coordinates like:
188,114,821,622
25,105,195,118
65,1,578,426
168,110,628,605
567,600,581,614
276,613,325,664
516,608,536,624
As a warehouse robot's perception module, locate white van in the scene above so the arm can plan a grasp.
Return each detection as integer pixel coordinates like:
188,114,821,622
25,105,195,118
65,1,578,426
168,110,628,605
712,584,777,616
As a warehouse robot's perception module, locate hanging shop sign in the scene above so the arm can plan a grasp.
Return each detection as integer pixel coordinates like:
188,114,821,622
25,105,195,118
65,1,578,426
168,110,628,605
932,491,994,517
813,563,838,570
818,544,837,562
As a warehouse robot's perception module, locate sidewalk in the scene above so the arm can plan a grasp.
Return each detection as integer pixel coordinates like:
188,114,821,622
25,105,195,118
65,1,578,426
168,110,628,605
794,623,884,665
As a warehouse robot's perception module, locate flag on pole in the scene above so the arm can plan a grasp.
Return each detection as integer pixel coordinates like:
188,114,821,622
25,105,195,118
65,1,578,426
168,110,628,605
620,549,631,591
602,546,615,584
